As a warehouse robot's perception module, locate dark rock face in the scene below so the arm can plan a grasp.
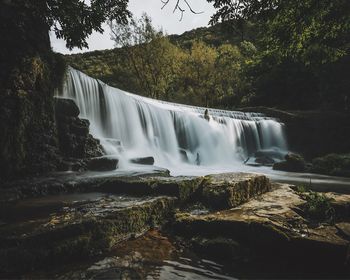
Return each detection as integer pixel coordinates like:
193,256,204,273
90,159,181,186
55,97,104,162
0,2,67,181
87,157,119,171
273,153,306,172
130,157,155,165
241,107,350,160
54,98,80,117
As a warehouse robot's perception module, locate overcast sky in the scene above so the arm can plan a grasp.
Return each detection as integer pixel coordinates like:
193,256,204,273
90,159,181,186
51,0,215,54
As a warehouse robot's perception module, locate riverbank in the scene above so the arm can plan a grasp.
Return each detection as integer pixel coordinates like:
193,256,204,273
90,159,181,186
1,172,349,278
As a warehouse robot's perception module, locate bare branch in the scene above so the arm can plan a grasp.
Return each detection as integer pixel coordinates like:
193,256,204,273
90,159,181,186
161,0,203,21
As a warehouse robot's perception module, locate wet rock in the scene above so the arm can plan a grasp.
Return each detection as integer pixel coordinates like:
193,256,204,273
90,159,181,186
99,175,205,202
55,97,104,162
130,157,155,165
55,98,80,117
255,156,275,166
273,153,306,172
201,173,271,209
57,159,87,172
173,184,350,272
0,195,176,273
87,157,119,171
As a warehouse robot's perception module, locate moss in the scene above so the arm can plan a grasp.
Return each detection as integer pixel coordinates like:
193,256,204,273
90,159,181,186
0,197,175,273
201,174,270,209
0,51,68,181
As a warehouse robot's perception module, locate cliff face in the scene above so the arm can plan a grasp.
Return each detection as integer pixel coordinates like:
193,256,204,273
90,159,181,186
0,2,102,181
0,2,59,180
241,107,350,159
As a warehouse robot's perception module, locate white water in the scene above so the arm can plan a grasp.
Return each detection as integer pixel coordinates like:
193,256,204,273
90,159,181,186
61,67,288,175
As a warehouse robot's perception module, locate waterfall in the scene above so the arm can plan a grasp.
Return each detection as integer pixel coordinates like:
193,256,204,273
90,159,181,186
61,67,288,173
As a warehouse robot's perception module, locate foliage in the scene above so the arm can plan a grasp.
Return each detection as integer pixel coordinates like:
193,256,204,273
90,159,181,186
68,16,254,107
109,14,185,99
310,154,350,177
300,191,335,223
5,0,131,50
207,0,350,110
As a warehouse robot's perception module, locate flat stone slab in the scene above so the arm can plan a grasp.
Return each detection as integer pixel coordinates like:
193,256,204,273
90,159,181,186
201,172,271,209
0,168,171,203
173,184,350,270
0,172,271,210
0,193,176,274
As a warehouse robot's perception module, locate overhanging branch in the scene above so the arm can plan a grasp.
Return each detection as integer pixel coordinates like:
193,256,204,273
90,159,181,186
161,0,203,21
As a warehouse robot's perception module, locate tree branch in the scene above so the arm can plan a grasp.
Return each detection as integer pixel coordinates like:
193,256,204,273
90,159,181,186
161,0,203,21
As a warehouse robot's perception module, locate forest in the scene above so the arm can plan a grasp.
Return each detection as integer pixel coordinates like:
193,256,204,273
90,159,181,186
66,0,350,111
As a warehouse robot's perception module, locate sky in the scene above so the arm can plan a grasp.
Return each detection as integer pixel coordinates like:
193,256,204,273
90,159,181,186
51,0,216,54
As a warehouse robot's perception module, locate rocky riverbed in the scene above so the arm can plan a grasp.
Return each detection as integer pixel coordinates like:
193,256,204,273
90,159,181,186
0,172,349,278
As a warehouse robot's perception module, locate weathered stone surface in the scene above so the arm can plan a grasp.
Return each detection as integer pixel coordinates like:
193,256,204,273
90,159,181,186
0,194,176,273
55,97,104,162
99,175,205,202
0,172,271,208
201,173,271,209
55,98,80,117
0,170,171,203
173,184,350,270
87,157,119,171
130,157,155,165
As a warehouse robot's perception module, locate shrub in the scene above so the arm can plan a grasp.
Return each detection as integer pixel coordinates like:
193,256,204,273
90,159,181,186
300,191,335,222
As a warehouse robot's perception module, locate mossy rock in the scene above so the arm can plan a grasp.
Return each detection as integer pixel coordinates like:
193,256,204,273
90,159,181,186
310,153,350,177
273,153,306,172
201,173,271,209
0,196,176,273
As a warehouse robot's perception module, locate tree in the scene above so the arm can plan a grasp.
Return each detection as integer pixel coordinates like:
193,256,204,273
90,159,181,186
180,40,217,106
2,0,131,50
207,0,350,66
110,13,185,99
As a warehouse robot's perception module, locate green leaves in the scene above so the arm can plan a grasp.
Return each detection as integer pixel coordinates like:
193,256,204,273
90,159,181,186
44,0,131,49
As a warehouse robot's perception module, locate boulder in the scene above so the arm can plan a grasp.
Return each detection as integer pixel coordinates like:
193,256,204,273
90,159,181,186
310,153,350,177
130,156,155,165
255,156,275,166
87,157,118,171
273,153,306,172
55,98,80,117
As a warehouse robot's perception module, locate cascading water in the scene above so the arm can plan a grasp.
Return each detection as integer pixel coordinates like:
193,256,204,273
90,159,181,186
60,67,288,174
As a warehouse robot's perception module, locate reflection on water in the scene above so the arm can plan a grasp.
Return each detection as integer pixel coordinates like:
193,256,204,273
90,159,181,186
26,230,237,280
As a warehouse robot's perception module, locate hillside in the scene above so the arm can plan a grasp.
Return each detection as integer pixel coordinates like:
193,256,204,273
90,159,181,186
64,22,257,97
